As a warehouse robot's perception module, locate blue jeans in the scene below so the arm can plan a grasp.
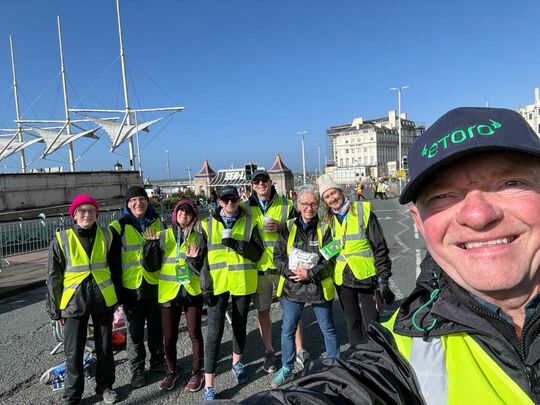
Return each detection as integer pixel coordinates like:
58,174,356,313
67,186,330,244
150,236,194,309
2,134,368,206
280,299,340,368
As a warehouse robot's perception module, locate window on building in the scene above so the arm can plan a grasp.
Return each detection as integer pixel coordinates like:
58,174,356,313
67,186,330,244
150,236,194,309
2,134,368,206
346,158,349,166
529,113,533,120
538,108,540,116
340,159,343,166
345,149,349,153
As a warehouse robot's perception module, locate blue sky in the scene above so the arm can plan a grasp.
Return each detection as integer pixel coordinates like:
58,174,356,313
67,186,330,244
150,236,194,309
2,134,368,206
1,0,539,180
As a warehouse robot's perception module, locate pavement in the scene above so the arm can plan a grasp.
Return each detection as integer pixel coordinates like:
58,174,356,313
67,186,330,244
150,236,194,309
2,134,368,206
0,250,48,301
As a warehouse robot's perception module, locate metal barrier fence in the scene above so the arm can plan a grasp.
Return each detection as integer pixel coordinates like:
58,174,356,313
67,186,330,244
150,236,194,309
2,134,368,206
0,202,211,259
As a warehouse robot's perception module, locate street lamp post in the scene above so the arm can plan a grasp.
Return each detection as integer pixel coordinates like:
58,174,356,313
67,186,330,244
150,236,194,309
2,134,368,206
390,85,409,171
165,150,172,183
316,143,321,177
297,131,308,185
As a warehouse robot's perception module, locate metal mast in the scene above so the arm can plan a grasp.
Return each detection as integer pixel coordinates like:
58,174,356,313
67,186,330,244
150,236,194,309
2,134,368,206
57,16,76,171
116,0,136,172
9,35,26,173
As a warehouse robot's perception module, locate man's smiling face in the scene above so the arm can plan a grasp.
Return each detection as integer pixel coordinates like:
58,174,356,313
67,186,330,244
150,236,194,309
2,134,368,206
411,151,540,302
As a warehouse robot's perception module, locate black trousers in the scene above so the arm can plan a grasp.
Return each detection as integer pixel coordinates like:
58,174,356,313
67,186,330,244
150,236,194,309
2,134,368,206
62,310,115,404
123,298,164,374
336,285,378,347
204,292,252,374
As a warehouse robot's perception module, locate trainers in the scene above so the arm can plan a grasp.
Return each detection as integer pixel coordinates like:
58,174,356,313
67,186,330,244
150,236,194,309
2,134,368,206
263,351,277,373
159,371,179,391
185,371,204,392
203,387,216,401
130,369,146,388
231,362,248,384
99,387,118,404
271,366,293,388
295,349,311,371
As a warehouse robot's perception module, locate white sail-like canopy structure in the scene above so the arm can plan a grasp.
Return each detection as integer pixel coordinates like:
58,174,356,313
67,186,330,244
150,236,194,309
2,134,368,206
92,116,164,151
0,132,43,160
31,126,99,158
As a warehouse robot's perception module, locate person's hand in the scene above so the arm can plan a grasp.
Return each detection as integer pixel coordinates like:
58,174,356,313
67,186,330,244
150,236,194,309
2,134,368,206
144,227,159,240
264,218,280,232
186,243,199,258
376,277,395,304
290,267,309,282
57,318,65,326
203,291,217,307
221,238,237,249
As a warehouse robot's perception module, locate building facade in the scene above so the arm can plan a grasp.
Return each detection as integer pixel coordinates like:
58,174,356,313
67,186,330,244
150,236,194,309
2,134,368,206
518,88,540,136
325,110,424,185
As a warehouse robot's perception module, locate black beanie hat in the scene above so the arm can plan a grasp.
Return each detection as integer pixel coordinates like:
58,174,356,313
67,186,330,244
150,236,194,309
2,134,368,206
126,185,149,202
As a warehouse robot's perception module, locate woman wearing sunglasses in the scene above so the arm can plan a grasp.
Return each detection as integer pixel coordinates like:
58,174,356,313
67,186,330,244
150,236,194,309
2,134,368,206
200,185,264,401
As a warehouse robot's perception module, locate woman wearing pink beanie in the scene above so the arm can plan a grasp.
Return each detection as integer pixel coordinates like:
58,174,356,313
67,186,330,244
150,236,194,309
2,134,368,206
46,194,121,404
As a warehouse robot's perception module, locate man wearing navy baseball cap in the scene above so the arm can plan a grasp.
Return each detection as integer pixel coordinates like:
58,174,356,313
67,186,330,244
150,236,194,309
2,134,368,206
238,107,540,404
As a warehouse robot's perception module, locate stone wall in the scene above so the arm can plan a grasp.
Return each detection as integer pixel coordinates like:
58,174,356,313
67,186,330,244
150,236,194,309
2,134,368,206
0,171,141,213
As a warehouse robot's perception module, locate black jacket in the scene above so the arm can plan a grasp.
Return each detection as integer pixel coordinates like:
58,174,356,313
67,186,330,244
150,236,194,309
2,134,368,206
109,204,163,304
143,222,206,301
274,215,334,304
199,206,264,295
234,257,540,404
332,202,392,289
46,223,122,320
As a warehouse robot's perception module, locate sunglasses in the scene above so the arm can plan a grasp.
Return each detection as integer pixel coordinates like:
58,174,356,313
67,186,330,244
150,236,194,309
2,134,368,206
252,178,269,184
222,197,239,204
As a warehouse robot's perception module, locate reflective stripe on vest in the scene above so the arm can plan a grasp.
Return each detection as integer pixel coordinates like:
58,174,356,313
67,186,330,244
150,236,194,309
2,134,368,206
382,312,534,405
244,196,292,272
202,214,258,296
110,219,164,288
333,201,376,285
157,227,201,303
276,219,334,301
57,227,117,309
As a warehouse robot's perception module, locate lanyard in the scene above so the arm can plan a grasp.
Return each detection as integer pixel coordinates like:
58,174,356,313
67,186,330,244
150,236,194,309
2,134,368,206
175,228,183,263
257,198,268,215
332,212,349,247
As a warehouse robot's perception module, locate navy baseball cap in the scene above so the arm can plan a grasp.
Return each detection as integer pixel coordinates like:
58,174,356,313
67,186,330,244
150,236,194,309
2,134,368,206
252,169,270,181
219,185,239,199
400,107,540,204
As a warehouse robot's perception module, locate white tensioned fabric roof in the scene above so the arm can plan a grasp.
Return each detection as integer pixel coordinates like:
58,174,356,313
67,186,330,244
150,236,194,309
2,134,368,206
32,127,99,157
0,133,43,160
93,117,163,150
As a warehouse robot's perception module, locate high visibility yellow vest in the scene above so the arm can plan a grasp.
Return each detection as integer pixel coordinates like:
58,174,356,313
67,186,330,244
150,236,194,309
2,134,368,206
56,227,117,309
243,196,293,271
110,219,164,289
276,219,335,301
201,214,258,296
158,226,202,303
332,201,376,285
382,312,534,405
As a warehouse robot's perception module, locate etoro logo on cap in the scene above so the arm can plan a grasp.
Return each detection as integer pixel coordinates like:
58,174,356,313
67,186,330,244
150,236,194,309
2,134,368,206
421,119,502,159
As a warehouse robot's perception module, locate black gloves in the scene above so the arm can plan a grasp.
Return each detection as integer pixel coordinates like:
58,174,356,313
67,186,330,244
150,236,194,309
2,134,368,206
203,291,217,307
376,276,395,305
221,238,238,249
